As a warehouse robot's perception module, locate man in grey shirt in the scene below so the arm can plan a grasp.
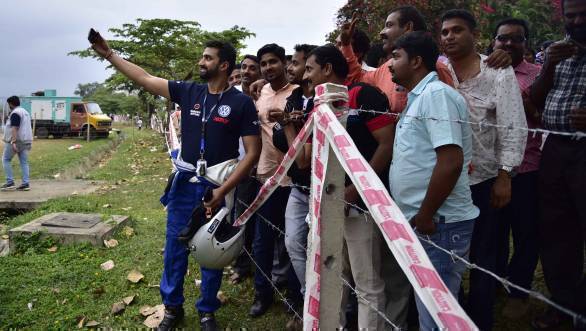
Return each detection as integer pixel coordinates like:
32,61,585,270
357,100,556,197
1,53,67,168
2,96,33,191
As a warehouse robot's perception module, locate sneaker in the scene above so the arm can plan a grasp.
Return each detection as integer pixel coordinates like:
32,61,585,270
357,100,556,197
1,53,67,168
199,311,218,331
157,305,184,331
1,182,15,191
16,183,30,191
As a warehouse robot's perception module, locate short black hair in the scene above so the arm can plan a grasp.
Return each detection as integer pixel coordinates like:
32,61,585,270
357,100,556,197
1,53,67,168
233,63,242,70
441,9,477,31
293,44,318,60
493,18,530,40
366,43,386,68
204,40,237,75
390,6,427,32
286,55,292,61
7,96,20,107
393,31,439,72
257,43,286,63
241,54,259,64
307,44,349,79
352,29,371,56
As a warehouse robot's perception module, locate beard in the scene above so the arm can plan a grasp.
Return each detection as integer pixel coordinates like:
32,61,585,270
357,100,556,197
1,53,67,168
199,66,219,81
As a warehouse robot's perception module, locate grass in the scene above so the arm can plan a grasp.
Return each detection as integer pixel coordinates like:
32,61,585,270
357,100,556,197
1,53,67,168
0,129,289,329
0,128,575,330
1,135,115,180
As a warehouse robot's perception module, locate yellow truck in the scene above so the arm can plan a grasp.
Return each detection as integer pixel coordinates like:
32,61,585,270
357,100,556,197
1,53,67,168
20,89,112,138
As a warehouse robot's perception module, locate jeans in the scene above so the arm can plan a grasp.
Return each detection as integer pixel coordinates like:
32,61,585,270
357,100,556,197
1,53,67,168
496,171,539,298
159,172,223,313
232,176,258,277
415,219,475,331
467,178,499,330
3,142,30,185
284,187,309,294
253,185,300,300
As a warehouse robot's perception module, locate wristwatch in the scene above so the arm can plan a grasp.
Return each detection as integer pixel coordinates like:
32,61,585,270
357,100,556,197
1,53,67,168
499,165,516,177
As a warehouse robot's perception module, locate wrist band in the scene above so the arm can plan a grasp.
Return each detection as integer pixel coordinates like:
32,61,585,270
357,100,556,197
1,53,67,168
105,50,114,60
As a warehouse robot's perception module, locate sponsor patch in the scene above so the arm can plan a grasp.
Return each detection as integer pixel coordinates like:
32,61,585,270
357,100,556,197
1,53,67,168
218,105,231,117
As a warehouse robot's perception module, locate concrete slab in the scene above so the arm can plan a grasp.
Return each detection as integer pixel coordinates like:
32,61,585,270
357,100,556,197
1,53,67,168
0,180,101,210
9,212,129,250
0,238,8,257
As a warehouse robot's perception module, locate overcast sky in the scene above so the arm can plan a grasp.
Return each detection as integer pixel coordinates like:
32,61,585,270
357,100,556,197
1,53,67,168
0,0,346,101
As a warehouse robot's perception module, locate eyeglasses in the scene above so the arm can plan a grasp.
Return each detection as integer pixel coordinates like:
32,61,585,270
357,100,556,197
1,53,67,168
495,35,527,43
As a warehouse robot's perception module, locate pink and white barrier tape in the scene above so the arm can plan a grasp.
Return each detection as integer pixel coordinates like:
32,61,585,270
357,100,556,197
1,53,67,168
235,83,477,330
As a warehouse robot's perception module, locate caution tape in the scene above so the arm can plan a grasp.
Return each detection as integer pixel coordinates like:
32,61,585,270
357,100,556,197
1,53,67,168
234,83,477,330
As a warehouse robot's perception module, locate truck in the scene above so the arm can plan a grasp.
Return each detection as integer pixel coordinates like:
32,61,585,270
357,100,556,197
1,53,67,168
19,89,112,138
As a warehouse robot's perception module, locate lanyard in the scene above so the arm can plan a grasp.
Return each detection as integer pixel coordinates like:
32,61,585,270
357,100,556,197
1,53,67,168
199,88,225,160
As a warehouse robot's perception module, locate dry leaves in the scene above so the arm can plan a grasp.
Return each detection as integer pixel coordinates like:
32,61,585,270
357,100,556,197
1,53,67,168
102,204,112,208
85,320,100,327
143,304,165,328
76,316,85,329
140,305,157,317
122,295,135,305
217,291,229,305
103,239,119,248
1,235,8,240
121,226,134,238
111,301,126,315
194,279,202,287
47,246,58,253
100,260,115,271
127,269,144,283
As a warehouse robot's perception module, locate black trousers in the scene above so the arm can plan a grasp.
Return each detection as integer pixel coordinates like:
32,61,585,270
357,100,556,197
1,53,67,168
538,135,586,314
496,171,540,298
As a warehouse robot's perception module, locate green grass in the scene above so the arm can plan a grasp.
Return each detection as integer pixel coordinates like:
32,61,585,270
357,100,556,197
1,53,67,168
0,128,574,330
2,135,115,180
0,129,289,329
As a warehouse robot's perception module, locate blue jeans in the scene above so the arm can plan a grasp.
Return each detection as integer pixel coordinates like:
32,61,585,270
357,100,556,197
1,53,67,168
284,187,309,294
159,172,222,313
415,219,475,331
253,185,300,300
3,142,30,185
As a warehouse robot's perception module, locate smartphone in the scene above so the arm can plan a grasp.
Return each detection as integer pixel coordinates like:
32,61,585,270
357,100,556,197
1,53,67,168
88,28,100,44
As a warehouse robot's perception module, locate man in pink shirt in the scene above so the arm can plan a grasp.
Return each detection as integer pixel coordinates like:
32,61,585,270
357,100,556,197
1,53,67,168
250,43,300,318
492,18,542,320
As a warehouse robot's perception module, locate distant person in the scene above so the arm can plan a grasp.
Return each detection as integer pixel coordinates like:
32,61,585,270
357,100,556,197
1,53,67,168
2,96,32,191
535,40,554,65
137,118,143,130
228,63,242,88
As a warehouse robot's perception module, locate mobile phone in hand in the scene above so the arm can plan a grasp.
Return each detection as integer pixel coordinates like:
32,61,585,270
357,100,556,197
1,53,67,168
88,28,100,44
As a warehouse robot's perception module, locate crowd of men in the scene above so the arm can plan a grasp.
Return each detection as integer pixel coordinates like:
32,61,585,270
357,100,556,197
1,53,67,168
88,0,586,330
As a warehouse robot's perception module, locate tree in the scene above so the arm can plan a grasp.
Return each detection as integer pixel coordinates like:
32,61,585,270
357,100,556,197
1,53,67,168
328,0,563,52
74,82,102,98
81,83,142,116
70,18,254,115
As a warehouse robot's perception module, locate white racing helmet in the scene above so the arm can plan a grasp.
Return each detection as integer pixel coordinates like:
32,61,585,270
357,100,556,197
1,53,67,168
187,189,245,269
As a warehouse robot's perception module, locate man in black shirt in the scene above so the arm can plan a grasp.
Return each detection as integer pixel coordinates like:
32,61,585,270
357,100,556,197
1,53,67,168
89,33,260,331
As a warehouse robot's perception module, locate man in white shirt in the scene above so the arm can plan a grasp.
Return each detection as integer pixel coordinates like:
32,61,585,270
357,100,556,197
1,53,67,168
440,9,527,330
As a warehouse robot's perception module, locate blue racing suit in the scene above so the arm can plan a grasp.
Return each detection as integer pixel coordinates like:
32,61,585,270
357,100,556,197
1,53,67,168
159,171,223,313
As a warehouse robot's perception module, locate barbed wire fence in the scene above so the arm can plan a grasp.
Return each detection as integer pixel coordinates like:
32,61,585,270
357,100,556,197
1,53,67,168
162,103,586,327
